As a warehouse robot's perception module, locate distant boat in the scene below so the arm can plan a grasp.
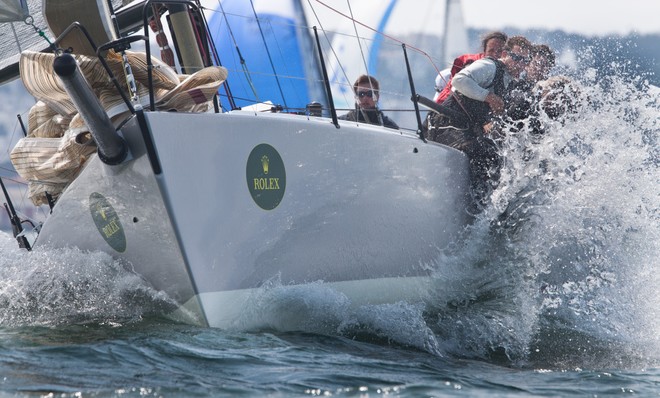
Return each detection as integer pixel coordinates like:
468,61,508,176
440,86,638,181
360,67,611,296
0,0,471,328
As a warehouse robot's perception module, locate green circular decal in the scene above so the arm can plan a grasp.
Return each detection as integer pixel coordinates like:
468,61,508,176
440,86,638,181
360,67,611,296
246,143,286,210
89,192,126,252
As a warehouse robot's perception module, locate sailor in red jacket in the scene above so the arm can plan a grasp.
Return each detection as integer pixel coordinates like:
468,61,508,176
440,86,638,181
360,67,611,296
434,31,508,104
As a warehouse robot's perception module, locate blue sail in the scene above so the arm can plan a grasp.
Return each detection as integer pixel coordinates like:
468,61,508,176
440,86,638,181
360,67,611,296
207,0,321,112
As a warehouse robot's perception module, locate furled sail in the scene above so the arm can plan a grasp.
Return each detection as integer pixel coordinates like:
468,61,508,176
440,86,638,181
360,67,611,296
12,49,228,205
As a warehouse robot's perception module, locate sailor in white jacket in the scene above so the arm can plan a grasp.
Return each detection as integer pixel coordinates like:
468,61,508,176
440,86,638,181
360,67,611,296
450,35,533,128
426,36,534,203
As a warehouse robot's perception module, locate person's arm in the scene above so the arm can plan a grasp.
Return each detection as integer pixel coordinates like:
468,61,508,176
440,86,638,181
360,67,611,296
435,68,451,91
433,68,452,102
382,113,399,129
451,59,497,101
484,92,504,114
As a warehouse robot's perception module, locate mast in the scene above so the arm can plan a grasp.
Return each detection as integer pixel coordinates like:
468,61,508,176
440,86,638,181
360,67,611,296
167,4,204,74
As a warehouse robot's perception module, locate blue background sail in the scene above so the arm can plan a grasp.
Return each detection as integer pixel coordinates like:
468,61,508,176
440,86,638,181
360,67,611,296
366,0,396,76
207,0,316,111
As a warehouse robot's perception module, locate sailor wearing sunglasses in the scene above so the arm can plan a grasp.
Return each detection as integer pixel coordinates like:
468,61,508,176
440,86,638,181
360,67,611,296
339,74,399,129
448,35,533,127
425,35,533,202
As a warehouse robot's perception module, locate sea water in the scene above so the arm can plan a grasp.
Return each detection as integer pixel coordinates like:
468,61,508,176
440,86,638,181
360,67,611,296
0,69,659,397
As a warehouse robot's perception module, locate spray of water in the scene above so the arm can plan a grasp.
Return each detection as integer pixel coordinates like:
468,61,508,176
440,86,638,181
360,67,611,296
0,62,656,369
437,64,660,367
0,233,180,327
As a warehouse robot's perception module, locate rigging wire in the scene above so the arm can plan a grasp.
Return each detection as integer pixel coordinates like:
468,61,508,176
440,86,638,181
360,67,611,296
215,0,261,104
307,0,463,120
189,0,212,66
310,0,443,76
259,18,309,108
304,0,352,106
247,0,289,110
345,0,379,119
346,0,369,76
199,2,236,110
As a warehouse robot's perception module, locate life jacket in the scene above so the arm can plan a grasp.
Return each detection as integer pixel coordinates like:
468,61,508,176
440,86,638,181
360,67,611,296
441,57,506,128
435,53,484,104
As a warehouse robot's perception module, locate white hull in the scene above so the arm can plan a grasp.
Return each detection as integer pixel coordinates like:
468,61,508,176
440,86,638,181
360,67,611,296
34,110,471,327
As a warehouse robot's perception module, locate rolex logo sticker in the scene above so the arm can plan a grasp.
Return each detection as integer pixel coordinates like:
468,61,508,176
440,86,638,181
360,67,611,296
247,143,286,210
89,192,126,252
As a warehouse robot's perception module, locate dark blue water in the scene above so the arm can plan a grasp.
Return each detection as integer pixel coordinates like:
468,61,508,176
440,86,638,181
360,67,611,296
1,321,659,397
1,72,659,396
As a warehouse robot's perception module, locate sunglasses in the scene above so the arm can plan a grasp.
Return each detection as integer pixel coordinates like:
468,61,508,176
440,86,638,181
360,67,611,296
357,90,374,98
509,53,532,64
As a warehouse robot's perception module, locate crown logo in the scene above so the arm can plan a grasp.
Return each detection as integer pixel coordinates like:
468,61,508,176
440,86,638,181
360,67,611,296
261,155,270,174
96,203,107,220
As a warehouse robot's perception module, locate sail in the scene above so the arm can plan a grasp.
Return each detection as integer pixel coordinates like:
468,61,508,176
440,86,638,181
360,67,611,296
302,0,470,127
0,0,28,22
442,0,470,66
0,0,126,83
206,0,324,112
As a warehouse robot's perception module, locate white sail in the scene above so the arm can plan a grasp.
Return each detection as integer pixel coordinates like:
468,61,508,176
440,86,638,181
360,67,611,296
0,0,28,22
0,0,125,83
442,0,470,66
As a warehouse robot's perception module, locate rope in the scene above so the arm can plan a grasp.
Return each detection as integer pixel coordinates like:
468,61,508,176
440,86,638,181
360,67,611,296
149,4,176,67
311,0,476,122
346,0,369,76
304,0,352,100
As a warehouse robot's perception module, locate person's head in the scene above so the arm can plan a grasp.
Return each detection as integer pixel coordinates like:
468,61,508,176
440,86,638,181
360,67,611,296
353,74,380,109
502,35,533,77
526,44,555,82
481,31,507,59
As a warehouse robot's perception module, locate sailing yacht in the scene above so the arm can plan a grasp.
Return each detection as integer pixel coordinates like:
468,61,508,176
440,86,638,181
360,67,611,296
0,0,472,329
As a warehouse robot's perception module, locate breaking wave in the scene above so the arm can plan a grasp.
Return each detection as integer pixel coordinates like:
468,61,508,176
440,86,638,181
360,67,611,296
421,65,660,368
